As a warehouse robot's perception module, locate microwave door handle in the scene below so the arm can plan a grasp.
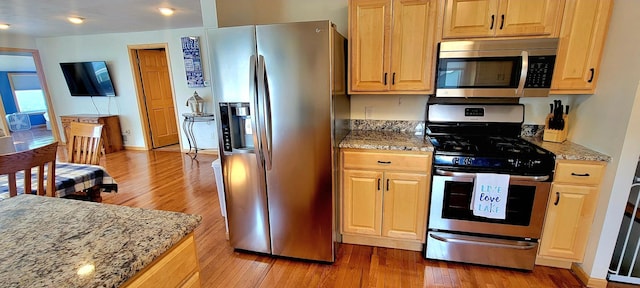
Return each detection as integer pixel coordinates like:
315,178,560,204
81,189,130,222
516,51,529,97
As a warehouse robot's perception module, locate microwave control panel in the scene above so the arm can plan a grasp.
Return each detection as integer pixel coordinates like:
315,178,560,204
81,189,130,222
525,55,556,88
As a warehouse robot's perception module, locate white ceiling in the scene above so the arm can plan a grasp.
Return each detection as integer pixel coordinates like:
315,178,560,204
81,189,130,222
0,0,204,38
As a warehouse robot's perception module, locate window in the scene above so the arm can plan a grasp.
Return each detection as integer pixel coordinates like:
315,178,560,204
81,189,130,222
8,73,47,113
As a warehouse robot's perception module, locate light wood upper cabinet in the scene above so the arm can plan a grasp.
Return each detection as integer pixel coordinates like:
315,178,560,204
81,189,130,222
538,160,606,262
349,0,437,94
550,0,613,94
443,0,564,39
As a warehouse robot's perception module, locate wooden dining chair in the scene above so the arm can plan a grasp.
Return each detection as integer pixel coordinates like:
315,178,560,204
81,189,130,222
67,122,104,165
0,142,58,197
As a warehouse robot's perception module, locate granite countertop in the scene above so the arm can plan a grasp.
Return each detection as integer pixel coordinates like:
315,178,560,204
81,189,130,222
0,195,202,288
339,130,434,152
523,136,611,162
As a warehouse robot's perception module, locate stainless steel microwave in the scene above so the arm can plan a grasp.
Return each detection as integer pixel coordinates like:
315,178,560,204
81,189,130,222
435,38,558,98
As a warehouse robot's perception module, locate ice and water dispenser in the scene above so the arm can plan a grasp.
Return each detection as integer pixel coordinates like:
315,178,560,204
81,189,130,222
219,102,254,153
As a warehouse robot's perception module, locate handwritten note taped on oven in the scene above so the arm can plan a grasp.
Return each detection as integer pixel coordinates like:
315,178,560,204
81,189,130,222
470,173,510,219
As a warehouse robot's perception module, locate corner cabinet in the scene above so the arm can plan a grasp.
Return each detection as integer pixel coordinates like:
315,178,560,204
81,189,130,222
442,0,564,39
340,149,432,251
550,0,613,94
348,0,437,94
538,160,606,264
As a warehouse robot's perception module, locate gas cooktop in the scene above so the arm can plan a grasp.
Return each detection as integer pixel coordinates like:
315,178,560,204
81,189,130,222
428,134,555,175
426,103,555,176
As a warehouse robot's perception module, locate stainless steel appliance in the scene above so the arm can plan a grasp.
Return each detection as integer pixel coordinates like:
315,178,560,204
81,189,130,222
435,38,558,98
425,103,555,270
207,21,349,262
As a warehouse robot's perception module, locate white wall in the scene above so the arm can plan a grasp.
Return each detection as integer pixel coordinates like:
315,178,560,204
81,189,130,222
0,33,37,49
350,94,428,120
35,28,218,150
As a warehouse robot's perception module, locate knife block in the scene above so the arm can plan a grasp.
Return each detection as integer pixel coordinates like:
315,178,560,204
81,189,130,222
543,114,568,142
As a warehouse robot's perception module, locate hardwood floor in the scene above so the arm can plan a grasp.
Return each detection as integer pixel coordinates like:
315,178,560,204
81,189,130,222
98,149,595,287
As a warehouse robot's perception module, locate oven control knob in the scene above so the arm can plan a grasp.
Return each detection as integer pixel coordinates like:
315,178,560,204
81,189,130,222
463,158,474,165
452,157,459,165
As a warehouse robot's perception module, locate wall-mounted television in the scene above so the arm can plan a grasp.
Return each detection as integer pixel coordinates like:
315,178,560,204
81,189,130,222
60,61,116,97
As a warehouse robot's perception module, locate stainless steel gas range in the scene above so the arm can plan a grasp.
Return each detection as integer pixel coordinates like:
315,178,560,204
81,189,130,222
424,103,555,270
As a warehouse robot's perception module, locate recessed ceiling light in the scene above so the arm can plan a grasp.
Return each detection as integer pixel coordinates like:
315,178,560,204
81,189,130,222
159,7,175,16
0,24,10,30
68,17,85,24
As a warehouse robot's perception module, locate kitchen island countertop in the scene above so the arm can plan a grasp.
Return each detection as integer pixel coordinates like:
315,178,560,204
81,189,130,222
339,130,434,152
0,195,201,288
523,136,611,162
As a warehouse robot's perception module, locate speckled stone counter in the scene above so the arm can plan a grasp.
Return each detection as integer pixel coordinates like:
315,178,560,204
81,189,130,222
0,195,202,288
523,136,611,162
339,130,434,152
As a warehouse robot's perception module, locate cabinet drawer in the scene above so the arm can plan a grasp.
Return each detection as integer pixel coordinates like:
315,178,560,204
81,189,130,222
78,117,99,124
554,161,605,185
60,117,78,123
343,151,430,172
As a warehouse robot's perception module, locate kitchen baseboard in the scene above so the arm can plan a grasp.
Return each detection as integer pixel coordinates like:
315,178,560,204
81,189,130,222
571,263,608,288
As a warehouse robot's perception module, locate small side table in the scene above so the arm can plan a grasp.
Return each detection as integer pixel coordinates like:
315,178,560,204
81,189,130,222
182,113,215,158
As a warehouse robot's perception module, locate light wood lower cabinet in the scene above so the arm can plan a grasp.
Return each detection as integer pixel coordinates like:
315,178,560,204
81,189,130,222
340,149,431,251
122,232,201,288
537,160,606,265
60,114,123,154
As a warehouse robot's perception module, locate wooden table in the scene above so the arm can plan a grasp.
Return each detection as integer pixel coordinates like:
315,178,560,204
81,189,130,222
0,162,117,202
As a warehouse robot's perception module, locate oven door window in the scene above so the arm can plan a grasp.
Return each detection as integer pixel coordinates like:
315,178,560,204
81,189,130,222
437,57,522,89
441,181,535,226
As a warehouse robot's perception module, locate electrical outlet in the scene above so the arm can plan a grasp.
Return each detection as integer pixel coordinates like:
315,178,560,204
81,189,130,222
365,106,374,119
122,135,128,143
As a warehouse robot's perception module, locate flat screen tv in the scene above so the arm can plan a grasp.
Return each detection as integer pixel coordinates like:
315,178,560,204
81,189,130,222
60,61,116,96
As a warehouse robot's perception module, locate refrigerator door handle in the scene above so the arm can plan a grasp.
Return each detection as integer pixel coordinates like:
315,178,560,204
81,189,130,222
257,55,273,170
249,54,264,164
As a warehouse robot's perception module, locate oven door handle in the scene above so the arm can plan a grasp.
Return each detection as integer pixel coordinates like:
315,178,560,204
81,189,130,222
434,169,550,182
429,233,537,250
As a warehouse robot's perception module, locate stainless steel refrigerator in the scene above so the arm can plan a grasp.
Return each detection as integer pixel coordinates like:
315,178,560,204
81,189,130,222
206,21,349,262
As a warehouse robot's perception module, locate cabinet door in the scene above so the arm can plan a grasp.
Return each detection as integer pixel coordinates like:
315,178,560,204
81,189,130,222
551,0,612,94
382,172,429,241
495,0,563,37
443,0,499,39
389,0,436,92
539,183,598,261
349,0,391,92
342,169,384,236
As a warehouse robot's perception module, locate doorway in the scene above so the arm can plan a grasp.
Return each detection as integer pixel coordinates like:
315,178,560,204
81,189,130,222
128,44,179,149
0,48,60,147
